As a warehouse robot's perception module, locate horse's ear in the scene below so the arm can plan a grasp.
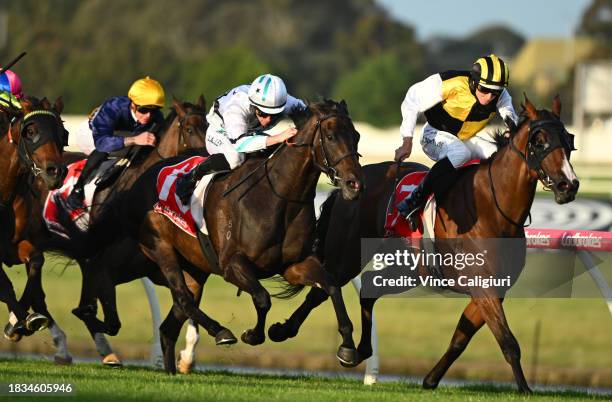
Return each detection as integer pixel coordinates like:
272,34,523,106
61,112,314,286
340,99,348,113
172,96,185,117
552,94,562,118
41,97,52,110
522,93,538,120
197,94,206,111
53,96,64,115
19,98,33,113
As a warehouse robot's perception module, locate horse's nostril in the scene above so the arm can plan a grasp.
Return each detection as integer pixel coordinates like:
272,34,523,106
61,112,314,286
556,181,569,192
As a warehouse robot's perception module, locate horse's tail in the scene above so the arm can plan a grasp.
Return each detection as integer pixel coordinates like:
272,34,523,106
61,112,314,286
269,276,305,300
313,189,340,261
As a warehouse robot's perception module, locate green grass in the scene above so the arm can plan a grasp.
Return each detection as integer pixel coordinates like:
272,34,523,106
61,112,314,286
2,252,612,388
0,359,608,402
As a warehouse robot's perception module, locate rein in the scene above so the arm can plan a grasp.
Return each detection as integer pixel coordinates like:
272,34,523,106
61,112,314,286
222,112,359,202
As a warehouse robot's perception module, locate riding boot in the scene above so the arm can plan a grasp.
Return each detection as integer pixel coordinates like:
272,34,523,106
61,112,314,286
66,150,107,210
176,154,231,205
397,157,456,230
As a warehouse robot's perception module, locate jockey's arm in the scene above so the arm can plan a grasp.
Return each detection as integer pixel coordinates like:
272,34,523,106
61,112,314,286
396,74,444,161
495,89,518,126
91,103,125,153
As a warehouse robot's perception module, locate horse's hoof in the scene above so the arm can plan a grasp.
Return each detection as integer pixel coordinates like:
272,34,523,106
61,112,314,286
3,323,22,342
337,346,360,367
267,322,289,342
25,313,49,332
102,353,123,368
215,328,237,345
54,355,73,365
241,329,265,346
422,376,438,390
177,356,194,375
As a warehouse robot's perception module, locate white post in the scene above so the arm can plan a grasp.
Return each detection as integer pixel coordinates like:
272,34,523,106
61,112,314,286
141,278,164,368
351,276,379,385
578,250,612,316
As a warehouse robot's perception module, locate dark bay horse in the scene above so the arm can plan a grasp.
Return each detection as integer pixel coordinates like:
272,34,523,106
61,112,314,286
81,99,364,374
0,96,67,347
4,97,208,365
267,96,579,393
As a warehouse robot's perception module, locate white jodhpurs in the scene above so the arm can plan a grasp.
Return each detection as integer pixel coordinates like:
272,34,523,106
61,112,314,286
204,113,245,169
73,120,95,155
420,123,498,168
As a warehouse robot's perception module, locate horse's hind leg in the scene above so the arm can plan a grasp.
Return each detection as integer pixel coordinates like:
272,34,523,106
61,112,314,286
268,287,328,342
283,255,358,366
474,296,531,393
423,299,484,389
177,319,199,374
223,252,271,346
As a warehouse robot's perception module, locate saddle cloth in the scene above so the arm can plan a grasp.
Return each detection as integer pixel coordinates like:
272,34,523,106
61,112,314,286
153,156,217,238
43,158,119,237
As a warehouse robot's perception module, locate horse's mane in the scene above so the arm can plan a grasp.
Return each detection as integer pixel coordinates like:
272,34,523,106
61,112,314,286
289,99,349,130
159,108,178,136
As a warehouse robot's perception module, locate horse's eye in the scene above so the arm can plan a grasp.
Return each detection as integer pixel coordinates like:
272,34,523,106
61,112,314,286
326,134,334,141
187,128,193,135
26,127,35,139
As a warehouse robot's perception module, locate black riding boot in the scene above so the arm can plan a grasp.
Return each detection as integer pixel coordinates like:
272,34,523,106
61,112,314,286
396,157,456,230
176,154,231,205
66,150,108,210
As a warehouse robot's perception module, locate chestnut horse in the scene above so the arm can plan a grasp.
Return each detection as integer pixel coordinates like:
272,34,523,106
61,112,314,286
79,99,364,373
0,96,67,346
267,96,578,393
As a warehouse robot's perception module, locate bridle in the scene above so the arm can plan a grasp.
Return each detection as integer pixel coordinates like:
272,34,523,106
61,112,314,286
286,113,360,186
488,114,576,227
11,109,66,177
176,110,208,152
0,108,66,211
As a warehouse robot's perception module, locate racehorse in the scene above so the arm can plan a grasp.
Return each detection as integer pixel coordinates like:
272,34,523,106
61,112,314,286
0,96,67,351
266,96,579,393
78,99,364,374
5,97,208,366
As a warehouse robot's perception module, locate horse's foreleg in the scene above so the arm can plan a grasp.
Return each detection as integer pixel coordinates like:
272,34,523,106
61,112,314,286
0,268,31,342
283,256,358,366
268,287,328,342
356,296,378,365
148,241,235,346
474,296,531,393
423,299,484,389
223,252,270,346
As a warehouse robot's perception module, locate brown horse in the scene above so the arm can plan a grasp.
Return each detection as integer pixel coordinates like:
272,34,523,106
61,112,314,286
267,96,579,393
79,99,364,374
4,97,208,365
0,96,67,345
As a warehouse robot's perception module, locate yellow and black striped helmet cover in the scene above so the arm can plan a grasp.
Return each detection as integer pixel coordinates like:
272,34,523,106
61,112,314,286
472,54,509,88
